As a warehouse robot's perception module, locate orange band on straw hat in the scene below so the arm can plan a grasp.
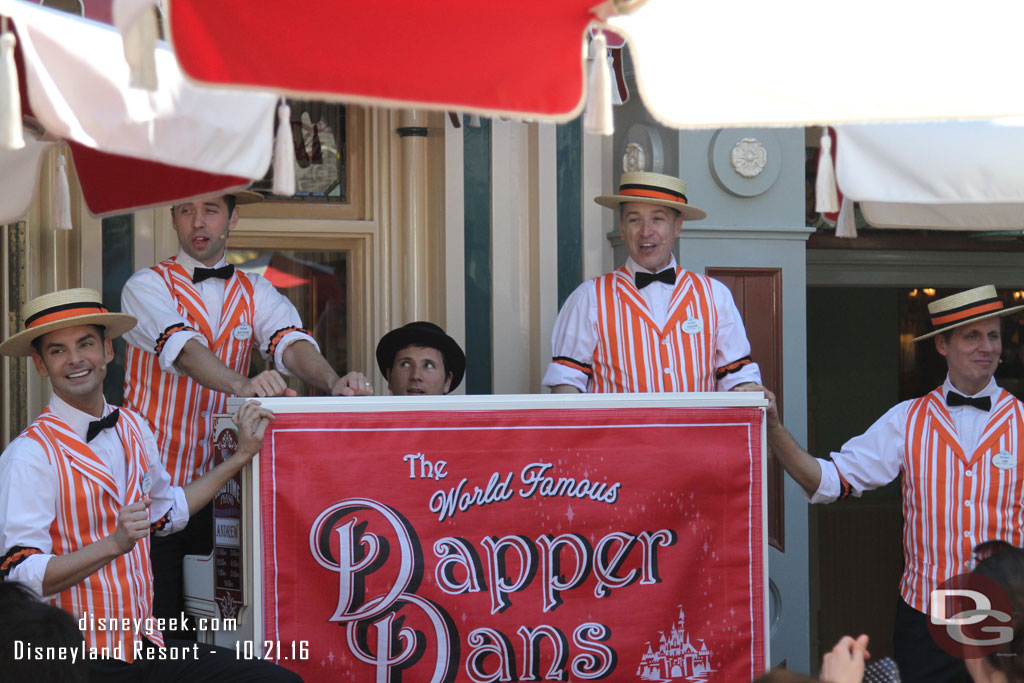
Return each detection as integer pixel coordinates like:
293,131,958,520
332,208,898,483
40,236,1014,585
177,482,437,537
26,305,109,329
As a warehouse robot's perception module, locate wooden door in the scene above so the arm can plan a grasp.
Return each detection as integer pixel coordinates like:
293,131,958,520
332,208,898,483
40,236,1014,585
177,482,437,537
707,267,785,550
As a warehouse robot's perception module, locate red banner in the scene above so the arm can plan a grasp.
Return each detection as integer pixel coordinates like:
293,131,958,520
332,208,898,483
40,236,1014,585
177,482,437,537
259,406,765,681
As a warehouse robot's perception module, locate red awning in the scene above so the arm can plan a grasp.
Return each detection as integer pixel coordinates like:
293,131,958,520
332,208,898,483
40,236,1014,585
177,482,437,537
168,0,599,120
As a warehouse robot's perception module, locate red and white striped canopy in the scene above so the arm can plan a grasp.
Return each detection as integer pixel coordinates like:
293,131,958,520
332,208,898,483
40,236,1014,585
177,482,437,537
0,0,276,222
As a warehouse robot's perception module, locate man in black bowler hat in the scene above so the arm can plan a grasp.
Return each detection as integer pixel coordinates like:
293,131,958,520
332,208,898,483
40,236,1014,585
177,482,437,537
376,322,466,396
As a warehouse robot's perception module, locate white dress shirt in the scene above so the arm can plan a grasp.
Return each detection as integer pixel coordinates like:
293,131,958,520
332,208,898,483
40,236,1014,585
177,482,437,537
0,395,188,597
813,375,1004,502
542,256,762,391
121,249,318,377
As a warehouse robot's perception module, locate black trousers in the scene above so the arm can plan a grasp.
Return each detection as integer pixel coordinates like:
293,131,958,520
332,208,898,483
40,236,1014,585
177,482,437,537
87,638,302,682
150,502,214,641
893,597,971,683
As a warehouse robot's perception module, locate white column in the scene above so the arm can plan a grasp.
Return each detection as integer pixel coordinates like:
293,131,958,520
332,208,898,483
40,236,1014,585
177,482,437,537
581,129,614,279
397,109,431,322
530,123,559,393
491,120,559,394
490,119,530,393
444,116,467,394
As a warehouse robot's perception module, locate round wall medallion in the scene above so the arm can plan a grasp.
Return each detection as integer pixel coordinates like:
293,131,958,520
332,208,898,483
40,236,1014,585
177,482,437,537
622,123,664,173
730,138,767,178
708,128,782,197
622,142,646,173
769,578,782,635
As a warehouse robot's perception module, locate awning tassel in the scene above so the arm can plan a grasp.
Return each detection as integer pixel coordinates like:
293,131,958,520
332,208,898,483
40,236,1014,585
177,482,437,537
113,0,159,91
468,114,482,128
53,149,72,230
273,101,296,196
583,32,613,136
0,19,25,151
815,128,838,213
836,196,857,238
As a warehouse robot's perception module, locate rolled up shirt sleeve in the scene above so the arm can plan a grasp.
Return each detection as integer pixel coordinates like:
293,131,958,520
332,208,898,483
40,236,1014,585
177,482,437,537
0,438,59,597
542,281,598,391
121,268,206,376
139,419,189,535
810,402,908,504
249,275,320,375
710,279,762,391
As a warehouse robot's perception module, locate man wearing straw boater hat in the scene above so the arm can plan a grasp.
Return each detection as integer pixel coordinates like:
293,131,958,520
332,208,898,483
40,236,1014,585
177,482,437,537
743,285,1024,683
543,171,761,393
120,190,373,637
0,288,299,679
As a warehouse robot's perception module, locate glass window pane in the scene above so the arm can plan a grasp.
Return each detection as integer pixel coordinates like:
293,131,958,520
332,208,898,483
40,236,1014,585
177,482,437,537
226,248,349,396
251,100,347,202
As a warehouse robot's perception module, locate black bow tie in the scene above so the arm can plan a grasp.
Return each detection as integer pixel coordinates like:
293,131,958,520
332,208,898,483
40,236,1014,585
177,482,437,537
946,391,991,412
192,264,235,284
635,268,676,290
86,409,120,443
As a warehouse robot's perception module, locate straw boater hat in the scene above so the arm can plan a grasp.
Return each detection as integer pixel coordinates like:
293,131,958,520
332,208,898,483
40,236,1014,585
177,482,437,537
375,322,466,392
594,171,707,221
231,190,264,205
912,285,1024,342
0,288,137,357
171,190,263,208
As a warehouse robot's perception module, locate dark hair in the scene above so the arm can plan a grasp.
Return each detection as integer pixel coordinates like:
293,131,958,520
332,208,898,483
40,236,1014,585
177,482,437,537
0,582,87,683
29,324,106,355
972,544,1024,681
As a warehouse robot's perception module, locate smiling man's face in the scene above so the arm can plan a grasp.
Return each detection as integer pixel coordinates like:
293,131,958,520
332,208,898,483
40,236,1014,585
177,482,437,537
936,316,1002,396
32,324,112,414
619,202,684,273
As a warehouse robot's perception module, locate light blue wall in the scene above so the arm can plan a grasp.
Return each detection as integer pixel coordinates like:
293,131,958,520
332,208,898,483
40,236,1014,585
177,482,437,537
675,127,812,672
613,73,813,668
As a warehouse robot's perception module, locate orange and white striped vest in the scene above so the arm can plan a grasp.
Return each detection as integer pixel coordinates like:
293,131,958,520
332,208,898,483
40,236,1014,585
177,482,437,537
124,258,255,486
24,408,161,660
899,388,1024,612
589,267,719,393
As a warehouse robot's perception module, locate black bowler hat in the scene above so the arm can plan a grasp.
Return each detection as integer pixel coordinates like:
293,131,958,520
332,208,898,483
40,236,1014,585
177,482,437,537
375,322,466,392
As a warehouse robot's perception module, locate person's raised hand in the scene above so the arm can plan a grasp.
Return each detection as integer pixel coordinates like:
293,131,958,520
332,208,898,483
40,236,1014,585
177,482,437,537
820,634,870,683
110,499,152,554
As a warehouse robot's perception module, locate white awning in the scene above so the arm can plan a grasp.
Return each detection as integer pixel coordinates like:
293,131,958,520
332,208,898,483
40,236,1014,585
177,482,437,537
835,120,1024,230
609,0,1024,128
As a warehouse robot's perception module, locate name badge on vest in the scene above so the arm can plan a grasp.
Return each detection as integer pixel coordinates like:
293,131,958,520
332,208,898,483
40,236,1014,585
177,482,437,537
141,472,152,496
233,322,253,341
992,451,1017,470
682,317,703,335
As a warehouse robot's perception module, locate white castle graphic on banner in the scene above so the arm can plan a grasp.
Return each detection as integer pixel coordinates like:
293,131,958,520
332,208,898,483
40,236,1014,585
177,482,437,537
637,605,714,681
